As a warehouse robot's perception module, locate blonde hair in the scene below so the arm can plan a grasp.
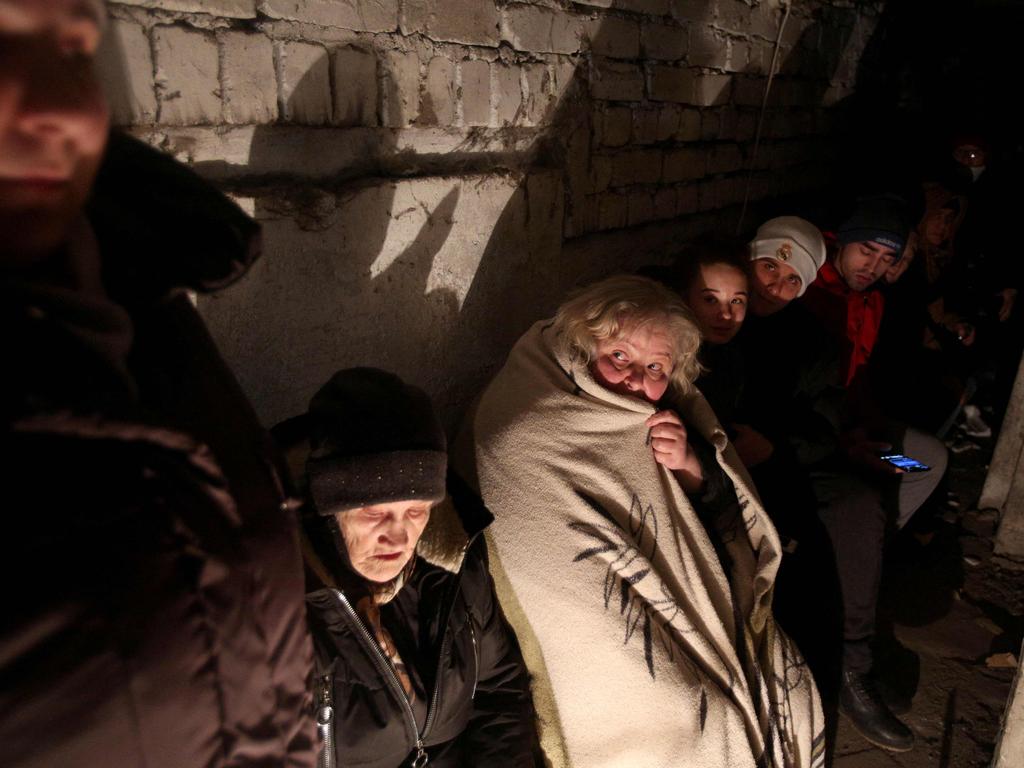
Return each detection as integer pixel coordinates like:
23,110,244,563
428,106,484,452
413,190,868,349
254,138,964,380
552,274,703,395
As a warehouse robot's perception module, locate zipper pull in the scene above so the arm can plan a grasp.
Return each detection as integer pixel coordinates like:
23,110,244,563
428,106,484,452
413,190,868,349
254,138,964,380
316,675,335,768
316,673,334,728
318,673,334,710
469,620,479,700
411,742,429,768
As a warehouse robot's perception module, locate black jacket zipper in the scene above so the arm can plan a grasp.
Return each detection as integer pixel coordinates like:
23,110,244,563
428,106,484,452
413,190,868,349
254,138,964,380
328,530,481,766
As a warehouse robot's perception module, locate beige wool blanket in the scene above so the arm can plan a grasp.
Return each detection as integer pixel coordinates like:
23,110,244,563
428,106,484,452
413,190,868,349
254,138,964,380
454,321,824,768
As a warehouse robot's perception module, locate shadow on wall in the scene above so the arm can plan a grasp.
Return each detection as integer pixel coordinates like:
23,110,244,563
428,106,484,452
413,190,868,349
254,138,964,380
98,1,864,429
227,43,563,426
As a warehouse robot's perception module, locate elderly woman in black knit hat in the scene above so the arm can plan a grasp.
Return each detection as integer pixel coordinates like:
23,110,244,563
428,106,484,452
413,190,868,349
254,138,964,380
276,368,538,768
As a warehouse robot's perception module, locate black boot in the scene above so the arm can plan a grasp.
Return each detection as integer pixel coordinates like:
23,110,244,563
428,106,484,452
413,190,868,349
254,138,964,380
839,670,915,752
875,676,913,716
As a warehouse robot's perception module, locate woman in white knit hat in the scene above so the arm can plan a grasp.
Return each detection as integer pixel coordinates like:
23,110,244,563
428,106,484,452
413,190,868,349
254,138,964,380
747,216,828,316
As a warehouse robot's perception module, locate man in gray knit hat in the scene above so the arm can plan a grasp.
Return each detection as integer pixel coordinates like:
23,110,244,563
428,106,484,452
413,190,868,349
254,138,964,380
736,203,947,754
734,209,948,755
796,196,948,754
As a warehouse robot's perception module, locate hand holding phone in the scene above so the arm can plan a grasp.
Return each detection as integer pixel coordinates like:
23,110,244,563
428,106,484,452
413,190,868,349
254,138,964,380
845,433,902,476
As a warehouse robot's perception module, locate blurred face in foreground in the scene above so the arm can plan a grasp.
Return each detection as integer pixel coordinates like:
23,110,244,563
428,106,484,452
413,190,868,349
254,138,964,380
591,318,675,404
336,500,433,583
686,262,748,344
0,0,109,266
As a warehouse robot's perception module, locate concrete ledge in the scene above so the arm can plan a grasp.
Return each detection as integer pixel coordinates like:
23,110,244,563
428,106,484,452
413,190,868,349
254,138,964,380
127,125,545,183
993,638,1024,767
985,354,1024,513
110,0,257,18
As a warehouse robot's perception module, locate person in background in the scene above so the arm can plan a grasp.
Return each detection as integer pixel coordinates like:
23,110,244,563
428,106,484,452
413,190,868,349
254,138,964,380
657,221,843,752
1,2,314,765
871,184,980,437
733,217,840,556
675,236,753,450
942,133,1022,428
803,195,949,532
945,134,1019,329
660,233,845,760
277,368,538,768
795,198,950,753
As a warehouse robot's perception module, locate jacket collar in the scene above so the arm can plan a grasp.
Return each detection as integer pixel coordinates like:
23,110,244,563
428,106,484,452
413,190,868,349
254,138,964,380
813,259,887,304
85,131,261,311
814,259,849,296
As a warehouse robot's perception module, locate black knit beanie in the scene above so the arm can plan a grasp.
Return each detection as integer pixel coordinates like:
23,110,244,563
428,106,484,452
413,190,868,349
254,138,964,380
305,368,447,516
837,194,912,260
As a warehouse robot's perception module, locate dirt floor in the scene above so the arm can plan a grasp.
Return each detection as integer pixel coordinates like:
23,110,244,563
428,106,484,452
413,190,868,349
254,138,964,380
832,434,1024,767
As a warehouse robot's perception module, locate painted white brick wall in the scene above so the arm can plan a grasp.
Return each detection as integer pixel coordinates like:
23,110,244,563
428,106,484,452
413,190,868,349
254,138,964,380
153,26,220,125
96,0,885,423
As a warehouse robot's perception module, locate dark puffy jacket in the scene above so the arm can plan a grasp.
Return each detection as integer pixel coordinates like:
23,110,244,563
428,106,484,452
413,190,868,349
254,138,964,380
1,133,314,767
304,479,538,768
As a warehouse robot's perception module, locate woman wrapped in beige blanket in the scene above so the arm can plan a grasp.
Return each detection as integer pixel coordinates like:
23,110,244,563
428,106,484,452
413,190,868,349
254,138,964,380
454,275,824,768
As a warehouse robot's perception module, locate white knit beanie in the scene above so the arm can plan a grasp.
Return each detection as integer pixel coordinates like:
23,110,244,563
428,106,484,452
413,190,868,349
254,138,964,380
748,216,827,297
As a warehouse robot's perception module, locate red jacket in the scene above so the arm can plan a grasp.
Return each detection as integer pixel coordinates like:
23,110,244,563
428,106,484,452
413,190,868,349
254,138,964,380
802,260,885,390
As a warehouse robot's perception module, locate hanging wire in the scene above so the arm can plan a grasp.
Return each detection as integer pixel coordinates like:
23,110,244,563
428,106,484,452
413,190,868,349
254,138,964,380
736,0,793,235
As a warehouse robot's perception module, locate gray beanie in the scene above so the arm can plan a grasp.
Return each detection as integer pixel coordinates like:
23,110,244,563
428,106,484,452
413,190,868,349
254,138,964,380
749,216,827,297
305,368,447,515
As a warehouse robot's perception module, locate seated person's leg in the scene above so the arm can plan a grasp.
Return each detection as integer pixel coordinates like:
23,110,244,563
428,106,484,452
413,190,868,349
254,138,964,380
748,451,816,543
753,455,842,724
812,469,887,676
894,427,949,529
813,466,915,751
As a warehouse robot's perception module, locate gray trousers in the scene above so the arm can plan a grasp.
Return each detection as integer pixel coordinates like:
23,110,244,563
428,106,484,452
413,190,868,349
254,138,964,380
813,427,948,673
895,428,949,528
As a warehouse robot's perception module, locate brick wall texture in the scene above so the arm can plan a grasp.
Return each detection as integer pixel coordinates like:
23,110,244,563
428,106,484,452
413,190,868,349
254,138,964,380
101,0,882,239
97,0,884,424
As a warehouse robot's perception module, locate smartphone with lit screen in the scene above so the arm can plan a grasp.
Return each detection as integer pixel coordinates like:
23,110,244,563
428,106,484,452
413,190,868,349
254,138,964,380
879,454,931,472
